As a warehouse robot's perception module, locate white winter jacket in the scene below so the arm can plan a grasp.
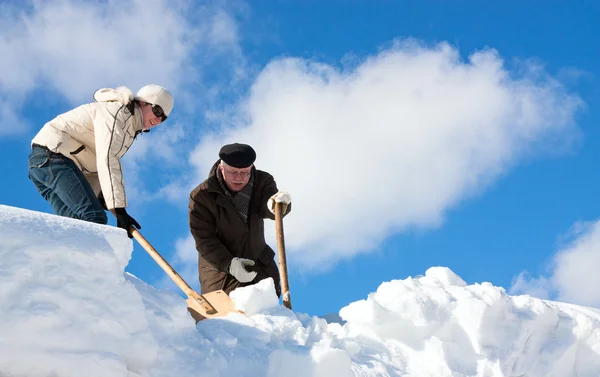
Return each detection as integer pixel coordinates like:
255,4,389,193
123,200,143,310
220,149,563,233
31,87,143,210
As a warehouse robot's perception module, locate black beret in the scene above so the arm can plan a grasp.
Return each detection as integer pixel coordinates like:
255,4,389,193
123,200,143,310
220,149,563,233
219,143,256,168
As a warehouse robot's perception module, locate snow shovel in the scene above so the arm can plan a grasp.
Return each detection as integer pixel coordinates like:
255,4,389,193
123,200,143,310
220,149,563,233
130,229,236,323
274,202,292,309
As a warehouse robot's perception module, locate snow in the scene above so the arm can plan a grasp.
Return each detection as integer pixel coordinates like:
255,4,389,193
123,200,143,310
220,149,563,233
1,204,600,377
230,278,280,315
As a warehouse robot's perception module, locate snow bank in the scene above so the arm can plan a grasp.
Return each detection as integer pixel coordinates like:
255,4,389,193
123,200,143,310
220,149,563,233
1,205,600,377
0,205,158,376
340,266,600,376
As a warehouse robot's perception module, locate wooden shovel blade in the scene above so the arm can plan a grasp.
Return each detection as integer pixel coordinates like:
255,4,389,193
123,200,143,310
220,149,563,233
186,289,236,323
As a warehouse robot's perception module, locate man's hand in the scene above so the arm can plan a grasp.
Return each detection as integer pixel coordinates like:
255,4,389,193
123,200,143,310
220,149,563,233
114,208,141,238
268,191,292,215
228,257,258,283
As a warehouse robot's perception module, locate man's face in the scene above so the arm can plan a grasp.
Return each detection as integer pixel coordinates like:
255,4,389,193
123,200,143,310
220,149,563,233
220,163,252,192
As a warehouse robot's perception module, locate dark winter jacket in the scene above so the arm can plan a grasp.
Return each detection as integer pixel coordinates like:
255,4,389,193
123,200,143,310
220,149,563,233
188,160,291,296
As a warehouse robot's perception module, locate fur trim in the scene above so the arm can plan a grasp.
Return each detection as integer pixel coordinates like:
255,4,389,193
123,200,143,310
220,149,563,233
114,86,134,104
93,86,134,105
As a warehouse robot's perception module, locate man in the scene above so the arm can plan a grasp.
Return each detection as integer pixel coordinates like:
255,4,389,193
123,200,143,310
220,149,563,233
188,143,292,297
27,84,174,237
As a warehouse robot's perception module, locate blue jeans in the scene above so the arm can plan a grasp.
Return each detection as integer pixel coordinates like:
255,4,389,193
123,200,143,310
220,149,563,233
28,145,108,224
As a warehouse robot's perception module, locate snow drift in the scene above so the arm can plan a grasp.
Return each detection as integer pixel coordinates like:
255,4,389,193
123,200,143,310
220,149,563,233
1,204,599,377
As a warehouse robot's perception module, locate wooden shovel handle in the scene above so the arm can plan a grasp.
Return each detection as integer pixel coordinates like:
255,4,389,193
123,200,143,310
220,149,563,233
131,229,217,315
275,202,292,309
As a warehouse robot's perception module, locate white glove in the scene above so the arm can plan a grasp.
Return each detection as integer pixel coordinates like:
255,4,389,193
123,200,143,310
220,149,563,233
228,257,258,283
268,191,292,215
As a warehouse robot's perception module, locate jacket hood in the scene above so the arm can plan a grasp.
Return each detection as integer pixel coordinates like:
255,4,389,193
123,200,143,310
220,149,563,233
93,86,134,105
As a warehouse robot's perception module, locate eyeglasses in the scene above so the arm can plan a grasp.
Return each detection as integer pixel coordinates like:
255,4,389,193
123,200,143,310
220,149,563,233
151,105,167,122
222,168,251,178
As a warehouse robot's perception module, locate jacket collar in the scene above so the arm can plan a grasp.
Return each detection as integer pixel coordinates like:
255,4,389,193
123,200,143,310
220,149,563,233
206,160,223,194
133,104,144,133
206,160,241,212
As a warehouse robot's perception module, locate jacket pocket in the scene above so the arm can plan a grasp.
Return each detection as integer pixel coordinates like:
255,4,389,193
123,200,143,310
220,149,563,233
199,263,228,294
28,153,50,169
27,152,54,186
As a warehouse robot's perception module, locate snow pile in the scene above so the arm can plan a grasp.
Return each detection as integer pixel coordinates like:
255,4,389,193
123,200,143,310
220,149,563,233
340,268,600,376
230,277,280,315
1,204,600,377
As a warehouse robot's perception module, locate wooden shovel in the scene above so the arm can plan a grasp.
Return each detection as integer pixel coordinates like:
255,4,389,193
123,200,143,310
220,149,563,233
274,202,292,309
131,229,236,322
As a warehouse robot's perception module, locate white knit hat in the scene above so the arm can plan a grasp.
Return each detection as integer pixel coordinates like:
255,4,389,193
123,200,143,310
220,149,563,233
135,85,174,117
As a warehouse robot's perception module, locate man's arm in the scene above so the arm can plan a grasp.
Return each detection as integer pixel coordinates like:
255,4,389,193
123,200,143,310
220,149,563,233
260,174,292,220
188,193,234,272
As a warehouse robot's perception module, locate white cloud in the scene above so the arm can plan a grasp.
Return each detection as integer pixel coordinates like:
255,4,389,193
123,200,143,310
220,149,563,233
189,40,583,269
0,95,25,136
209,10,240,48
0,0,243,135
510,272,553,301
126,124,187,166
511,220,600,308
119,124,188,207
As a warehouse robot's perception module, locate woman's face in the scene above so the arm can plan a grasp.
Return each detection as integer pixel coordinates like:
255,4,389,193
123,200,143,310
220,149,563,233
140,102,164,130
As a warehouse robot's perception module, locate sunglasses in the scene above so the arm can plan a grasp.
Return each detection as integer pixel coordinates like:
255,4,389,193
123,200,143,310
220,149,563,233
151,105,167,122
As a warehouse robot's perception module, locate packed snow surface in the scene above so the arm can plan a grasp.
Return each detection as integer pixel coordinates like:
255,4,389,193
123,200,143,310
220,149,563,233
1,205,599,376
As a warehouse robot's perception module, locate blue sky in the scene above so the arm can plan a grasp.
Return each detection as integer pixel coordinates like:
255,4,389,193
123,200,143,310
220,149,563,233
1,0,599,317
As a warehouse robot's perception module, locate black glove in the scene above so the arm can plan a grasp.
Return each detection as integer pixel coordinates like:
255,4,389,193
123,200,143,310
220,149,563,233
97,191,108,210
114,207,141,238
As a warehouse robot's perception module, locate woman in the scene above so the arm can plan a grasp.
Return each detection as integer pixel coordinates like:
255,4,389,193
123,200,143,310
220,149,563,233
28,84,173,237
